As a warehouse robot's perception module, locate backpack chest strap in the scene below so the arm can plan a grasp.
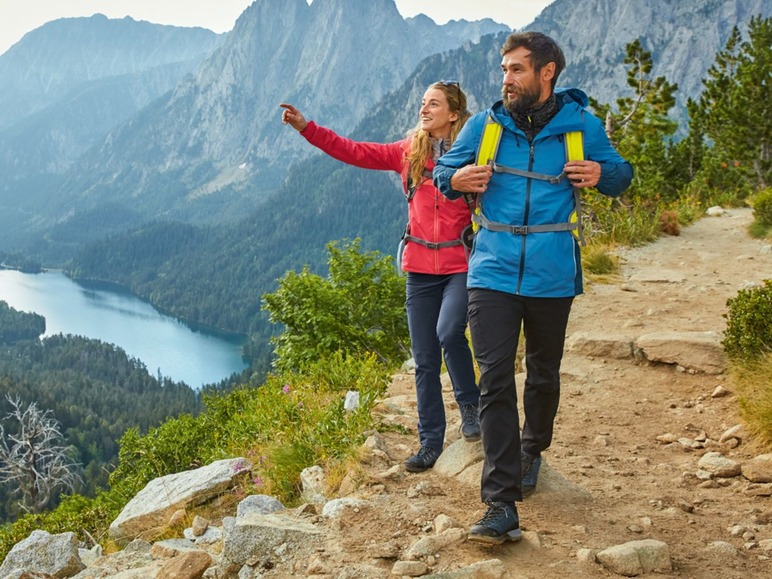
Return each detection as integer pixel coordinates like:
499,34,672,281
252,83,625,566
492,162,566,184
471,212,577,235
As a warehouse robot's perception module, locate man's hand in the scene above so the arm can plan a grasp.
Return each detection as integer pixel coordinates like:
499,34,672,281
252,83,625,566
564,160,601,188
450,164,493,194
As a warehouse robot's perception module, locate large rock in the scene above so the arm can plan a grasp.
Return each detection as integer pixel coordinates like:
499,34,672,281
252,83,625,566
742,454,772,483
565,331,635,359
434,438,484,477
109,457,250,543
596,539,672,576
635,331,726,374
0,530,84,578
698,452,742,478
219,512,323,574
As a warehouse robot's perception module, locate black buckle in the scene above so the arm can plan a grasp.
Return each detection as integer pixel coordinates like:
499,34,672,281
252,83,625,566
510,226,528,235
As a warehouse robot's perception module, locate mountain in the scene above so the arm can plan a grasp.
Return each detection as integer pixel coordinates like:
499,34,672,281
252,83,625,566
0,0,507,251
0,14,223,130
0,15,224,246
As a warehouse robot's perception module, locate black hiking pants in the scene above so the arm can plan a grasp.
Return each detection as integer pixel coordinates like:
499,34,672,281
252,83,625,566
468,288,573,503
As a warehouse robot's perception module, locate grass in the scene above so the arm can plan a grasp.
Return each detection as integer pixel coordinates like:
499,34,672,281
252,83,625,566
728,354,772,451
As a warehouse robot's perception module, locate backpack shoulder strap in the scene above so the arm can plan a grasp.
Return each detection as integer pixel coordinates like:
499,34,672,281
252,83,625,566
476,114,503,167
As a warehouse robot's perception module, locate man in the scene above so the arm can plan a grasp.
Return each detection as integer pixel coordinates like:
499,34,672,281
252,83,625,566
433,31,633,544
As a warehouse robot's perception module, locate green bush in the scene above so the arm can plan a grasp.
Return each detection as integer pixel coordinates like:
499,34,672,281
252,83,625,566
723,280,772,360
262,239,409,373
752,188,772,227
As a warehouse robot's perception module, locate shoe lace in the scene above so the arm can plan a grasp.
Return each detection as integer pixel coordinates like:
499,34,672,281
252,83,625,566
417,446,435,458
479,501,508,524
461,404,478,423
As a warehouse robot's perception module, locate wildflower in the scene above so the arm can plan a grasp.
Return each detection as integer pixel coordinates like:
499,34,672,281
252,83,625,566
252,475,264,487
282,384,291,394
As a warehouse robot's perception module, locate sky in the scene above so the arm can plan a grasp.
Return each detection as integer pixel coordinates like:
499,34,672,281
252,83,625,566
0,0,554,57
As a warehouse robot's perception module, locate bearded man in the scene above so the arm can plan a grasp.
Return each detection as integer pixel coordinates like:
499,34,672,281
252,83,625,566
433,31,633,544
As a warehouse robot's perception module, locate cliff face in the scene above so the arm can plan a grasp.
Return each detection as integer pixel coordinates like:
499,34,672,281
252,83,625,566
532,0,771,106
52,0,507,219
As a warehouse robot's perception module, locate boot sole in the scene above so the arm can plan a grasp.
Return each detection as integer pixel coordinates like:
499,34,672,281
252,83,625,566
467,528,523,545
460,425,481,442
403,462,434,473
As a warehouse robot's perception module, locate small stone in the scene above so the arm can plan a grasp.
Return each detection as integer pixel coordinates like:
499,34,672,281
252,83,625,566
192,515,209,537
719,424,743,444
169,509,187,527
392,560,429,576
677,500,694,513
711,385,729,398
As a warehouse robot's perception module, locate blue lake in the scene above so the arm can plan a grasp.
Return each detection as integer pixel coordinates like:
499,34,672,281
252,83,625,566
0,269,249,389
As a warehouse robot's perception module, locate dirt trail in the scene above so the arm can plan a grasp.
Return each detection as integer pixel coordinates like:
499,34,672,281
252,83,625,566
341,207,772,578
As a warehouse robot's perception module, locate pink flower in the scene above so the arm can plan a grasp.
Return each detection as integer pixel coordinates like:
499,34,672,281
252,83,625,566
282,384,291,394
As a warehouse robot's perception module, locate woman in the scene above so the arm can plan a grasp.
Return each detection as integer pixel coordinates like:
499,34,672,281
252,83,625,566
280,81,478,472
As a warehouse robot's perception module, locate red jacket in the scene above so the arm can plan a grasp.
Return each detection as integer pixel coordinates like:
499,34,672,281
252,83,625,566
301,121,471,275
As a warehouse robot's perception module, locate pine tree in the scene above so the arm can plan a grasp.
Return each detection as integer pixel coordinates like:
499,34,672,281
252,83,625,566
589,39,679,204
691,16,771,193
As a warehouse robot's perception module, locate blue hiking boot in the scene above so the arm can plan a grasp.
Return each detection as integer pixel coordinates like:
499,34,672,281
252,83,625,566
468,500,522,544
459,403,481,442
521,452,542,498
404,446,441,473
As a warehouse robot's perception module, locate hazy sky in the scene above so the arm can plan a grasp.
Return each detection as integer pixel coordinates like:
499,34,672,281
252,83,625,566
0,0,554,57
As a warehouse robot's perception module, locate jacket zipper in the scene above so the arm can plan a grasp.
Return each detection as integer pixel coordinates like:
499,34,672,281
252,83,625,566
515,143,535,295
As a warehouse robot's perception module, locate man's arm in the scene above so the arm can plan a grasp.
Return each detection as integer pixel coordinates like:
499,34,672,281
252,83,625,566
433,115,490,200
581,114,634,197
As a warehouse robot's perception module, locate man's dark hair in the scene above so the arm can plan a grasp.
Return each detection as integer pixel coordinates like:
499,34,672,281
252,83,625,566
501,32,566,89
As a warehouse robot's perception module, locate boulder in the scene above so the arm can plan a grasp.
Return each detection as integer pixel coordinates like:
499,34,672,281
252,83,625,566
109,457,250,543
0,530,84,578
635,331,725,374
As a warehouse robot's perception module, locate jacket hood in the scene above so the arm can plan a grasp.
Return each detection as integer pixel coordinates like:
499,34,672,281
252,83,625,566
555,87,589,107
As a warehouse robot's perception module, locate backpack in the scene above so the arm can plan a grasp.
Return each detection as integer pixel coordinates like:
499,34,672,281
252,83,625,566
464,113,586,245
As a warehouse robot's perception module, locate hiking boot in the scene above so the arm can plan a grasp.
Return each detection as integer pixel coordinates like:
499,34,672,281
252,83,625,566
459,403,481,442
521,452,542,498
468,500,522,544
404,446,441,473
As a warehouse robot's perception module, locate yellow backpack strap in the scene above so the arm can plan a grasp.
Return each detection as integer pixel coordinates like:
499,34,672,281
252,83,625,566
476,114,503,166
564,130,586,245
564,130,584,162
465,115,504,233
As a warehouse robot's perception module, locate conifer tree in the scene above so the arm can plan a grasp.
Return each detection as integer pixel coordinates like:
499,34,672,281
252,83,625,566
590,39,679,203
691,16,771,192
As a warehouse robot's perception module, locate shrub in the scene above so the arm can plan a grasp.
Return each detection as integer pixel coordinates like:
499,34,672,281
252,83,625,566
729,354,772,450
751,188,772,227
723,280,772,360
582,245,619,276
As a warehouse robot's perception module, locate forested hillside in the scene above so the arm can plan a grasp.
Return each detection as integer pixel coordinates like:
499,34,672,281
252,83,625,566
0,302,198,521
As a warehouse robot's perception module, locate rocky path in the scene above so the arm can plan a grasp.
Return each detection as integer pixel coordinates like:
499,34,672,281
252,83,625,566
352,207,772,578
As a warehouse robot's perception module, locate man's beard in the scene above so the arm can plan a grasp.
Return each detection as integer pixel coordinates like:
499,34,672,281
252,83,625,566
502,84,541,115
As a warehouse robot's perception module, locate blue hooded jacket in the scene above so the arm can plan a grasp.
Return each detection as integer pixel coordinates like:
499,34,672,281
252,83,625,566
433,88,633,297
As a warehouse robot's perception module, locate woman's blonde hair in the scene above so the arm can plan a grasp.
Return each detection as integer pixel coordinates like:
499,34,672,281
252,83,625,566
407,81,471,187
